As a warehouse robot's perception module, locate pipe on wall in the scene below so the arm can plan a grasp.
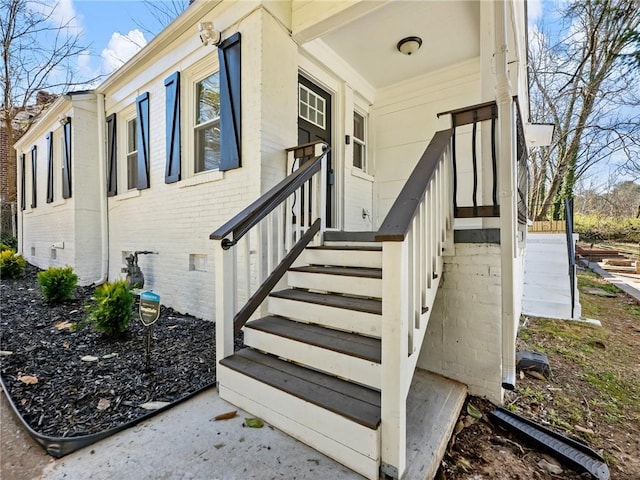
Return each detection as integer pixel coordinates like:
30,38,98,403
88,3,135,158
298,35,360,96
495,0,517,391
93,92,109,286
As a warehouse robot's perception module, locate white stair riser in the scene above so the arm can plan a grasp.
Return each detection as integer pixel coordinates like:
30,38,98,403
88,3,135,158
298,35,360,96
268,296,381,338
218,369,380,480
302,249,382,269
244,328,381,390
523,285,574,303
288,271,382,298
323,241,378,248
522,300,573,320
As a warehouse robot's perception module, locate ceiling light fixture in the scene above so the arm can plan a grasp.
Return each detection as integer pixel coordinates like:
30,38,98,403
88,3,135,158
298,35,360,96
396,36,422,56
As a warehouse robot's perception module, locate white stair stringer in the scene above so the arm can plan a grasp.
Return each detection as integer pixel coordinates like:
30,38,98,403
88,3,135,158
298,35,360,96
218,366,381,480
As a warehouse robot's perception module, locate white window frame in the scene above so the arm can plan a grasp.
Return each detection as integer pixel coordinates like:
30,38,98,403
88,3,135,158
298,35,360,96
352,109,368,173
126,117,138,191
299,83,326,129
194,71,221,174
180,55,226,186
115,105,138,197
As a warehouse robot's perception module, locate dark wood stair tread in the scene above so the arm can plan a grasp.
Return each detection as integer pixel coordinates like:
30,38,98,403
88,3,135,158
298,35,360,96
246,316,381,363
220,348,381,429
270,289,381,315
289,265,382,279
305,245,382,251
323,231,379,243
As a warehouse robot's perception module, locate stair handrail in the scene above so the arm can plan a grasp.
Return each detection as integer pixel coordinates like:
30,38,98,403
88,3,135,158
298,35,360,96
212,143,329,363
376,129,453,242
374,129,454,477
565,198,576,318
211,145,330,247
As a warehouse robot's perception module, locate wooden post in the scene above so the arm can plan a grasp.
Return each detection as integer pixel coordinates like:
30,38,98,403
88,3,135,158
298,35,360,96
380,241,408,479
215,239,236,365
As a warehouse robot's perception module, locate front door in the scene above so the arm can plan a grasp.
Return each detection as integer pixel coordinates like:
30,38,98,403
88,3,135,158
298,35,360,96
297,75,333,227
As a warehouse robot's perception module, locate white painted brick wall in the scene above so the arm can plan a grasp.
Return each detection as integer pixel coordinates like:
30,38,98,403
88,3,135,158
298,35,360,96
18,96,101,286
417,243,504,403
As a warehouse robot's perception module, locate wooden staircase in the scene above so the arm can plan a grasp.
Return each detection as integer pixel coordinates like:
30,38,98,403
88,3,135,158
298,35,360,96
212,134,466,479
218,243,384,479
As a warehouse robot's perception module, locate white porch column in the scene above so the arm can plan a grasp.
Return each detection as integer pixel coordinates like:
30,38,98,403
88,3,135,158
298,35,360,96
495,0,517,391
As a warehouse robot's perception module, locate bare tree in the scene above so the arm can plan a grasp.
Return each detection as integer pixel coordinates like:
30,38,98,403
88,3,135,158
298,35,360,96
528,0,640,220
133,0,189,38
1,0,97,198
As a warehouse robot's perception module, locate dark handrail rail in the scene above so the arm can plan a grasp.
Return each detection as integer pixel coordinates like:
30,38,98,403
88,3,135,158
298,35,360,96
232,219,320,334
375,129,453,242
210,147,330,247
565,198,576,318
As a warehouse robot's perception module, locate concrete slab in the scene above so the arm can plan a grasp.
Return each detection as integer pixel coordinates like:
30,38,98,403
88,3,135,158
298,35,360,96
586,261,640,303
36,387,361,480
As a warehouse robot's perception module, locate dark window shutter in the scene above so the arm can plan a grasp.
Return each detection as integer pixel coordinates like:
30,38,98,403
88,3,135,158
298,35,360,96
106,113,118,196
20,154,26,211
218,32,241,172
31,146,37,209
62,119,72,199
46,132,54,203
164,72,181,183
136,92,150,189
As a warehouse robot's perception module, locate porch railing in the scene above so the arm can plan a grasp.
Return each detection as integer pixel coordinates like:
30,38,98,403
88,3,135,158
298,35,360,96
210,142,329,361
438,97,529,224
564,198,576,318
375,128,454,477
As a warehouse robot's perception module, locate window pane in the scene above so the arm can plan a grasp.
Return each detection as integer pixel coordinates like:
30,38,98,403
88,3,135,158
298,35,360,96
354,112,364,141
354,143,364,169
300,87,308,103
128,119,137,152
197,73,220,124
195,123,221,172
127,153,137,189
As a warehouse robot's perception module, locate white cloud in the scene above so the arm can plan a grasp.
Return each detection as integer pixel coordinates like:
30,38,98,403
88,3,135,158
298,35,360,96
528,0,544,23
32,0,83,33
100,29,147,75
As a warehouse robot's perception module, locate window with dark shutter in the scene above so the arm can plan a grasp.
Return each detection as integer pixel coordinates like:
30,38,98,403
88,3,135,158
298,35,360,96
164,72,181,183
46,132,54,203
62,119,72,199
20,154,26,211
31,146,37,209
106,113,117,196
218,32,241,172
136,92,150,189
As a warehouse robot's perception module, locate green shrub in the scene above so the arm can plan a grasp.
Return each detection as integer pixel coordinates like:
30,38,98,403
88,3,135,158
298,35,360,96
574,214,640,243
0,243,14,253
0,250,25,279
87,279,135,336
37,266,78,304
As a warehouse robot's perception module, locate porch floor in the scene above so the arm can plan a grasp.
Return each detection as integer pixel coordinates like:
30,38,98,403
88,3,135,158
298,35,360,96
20,371,465,479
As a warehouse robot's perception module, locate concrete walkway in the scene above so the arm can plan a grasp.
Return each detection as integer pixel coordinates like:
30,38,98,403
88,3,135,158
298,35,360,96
585,261,640,302
3,387,360,480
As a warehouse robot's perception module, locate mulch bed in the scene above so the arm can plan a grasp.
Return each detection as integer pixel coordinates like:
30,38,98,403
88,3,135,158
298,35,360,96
1,263,236,439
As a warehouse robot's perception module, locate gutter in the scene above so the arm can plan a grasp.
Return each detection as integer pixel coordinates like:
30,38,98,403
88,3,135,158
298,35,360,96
495,0,517,391
93,93,109,286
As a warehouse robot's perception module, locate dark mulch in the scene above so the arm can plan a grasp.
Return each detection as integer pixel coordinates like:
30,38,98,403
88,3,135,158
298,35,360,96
1,263,234,439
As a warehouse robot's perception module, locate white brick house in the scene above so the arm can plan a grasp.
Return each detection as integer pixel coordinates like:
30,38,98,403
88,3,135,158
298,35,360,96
16,1,536,478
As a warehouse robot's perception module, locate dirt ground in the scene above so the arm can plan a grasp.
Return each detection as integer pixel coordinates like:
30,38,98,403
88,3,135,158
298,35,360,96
440,267,640,479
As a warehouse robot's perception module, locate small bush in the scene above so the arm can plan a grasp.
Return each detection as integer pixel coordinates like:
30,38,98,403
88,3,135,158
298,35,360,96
37,266,78,304
0,243,14,253
0,250,25,279
87,279,135,336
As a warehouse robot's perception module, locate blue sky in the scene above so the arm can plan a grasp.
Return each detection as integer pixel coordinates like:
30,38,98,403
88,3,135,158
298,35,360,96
42,0,183,83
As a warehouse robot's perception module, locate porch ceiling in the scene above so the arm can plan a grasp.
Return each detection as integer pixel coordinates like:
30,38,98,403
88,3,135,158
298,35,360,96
321,1,480,89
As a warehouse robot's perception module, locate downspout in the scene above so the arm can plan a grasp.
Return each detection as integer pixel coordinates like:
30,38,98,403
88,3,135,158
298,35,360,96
93,92,109,286
495,0,517,390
